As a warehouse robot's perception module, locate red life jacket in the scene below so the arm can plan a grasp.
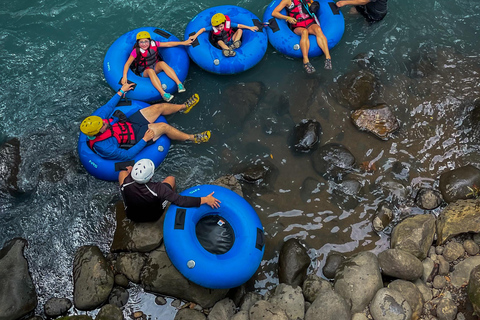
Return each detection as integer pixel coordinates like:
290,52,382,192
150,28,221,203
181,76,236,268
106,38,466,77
210,15,235,45
131,40,161,75
286,0,316,28
87,119,136,150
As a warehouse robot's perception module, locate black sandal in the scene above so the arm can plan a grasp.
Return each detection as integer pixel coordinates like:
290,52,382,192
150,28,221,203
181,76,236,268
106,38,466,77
222,49,236,57
324,59,332,70
303,62,316,74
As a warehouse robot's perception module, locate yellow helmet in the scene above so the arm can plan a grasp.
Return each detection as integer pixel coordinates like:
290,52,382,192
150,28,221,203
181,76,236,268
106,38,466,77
136,31,151,40
211,13,226,27
80,116,103,136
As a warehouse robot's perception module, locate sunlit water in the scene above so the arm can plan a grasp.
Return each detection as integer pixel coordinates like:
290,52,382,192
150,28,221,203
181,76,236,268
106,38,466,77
1,0,480,318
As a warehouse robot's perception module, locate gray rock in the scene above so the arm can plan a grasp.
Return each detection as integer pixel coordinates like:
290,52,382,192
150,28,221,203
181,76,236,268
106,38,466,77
334,252,383,313
294,119,322,152
351,104,400,140
439,165,480,203
467,264,480,315
302,274,332,303
436,199,480,245
437,256,450,276
414,279,432,303
73,246,114,311
442,242,464,262
231,310,249,320
422,257,435,283
96,304,124,320
211,175,243,197
436,246,444,255
305,287,351,320
391,214,436,260
108,287,128,308
473,233,480,246
278,238,310,287
378,249,423,281
352,314,368,320
141,245,228,308
433,275,447,289
436,298,457,320
0,238,37,320
171,299,182,308
249,300,289,320
300,177,323,203
174,308,206,320
450,256,480,287
110,201,164,252
323,253,345,279
114,274,129,288
415,189,443,210
208,298,236,320
240,292,263,312
463,240,479,256
388,280,423,320
0,138,21,196
369,288,412,320
155,296,167,305
311,143,356,181
116,252,147,283
44,297,72,317
268,284,304,320
373,203,394,232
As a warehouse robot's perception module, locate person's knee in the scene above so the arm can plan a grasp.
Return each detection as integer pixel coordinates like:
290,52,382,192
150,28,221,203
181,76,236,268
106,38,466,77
163,176,176,188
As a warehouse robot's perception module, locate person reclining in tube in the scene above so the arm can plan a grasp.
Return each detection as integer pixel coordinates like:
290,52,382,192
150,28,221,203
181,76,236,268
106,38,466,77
80,83,210,161
119,159,221,222
272,0,332,74
189,13,259,58
336,0,387,22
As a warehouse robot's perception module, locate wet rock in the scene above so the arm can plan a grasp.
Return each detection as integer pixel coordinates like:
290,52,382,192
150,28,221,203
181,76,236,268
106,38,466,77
351,104,400,140
323,253,346,279
108,287,128,308
436,199,480,245
373,202,394,232
388,280,424,320
334,252,383,313
300,177,323,203
336,69,379,110
240,292,263,312
155,296,167,305
237,163,274,184
211,175,243,197
0,238,37,320
436,298,457,320
288,78,321,123
249,300,288,320
293,119,322,152
141,245,228,308
174,308,206,320
44,297,72,317
302,274,332,302
442,241,464,262
311,143,356,181
96,304,123,320
467,264,480,316
352,52,378,70
278,238,310,287
450,256,480,287
369,288,412,320
464,240,480,256
73,245,114,311
256,89,293,136
408,50,438,78
268,284,304,320
390,214,436,260
439,165,480,203
331,179,363,210
114,274,129,288
116,252,147,284
0,138,21,195
378,249,423,281
208,298,236,320
415,189,443,210
305,285,351,320
110,201,164,252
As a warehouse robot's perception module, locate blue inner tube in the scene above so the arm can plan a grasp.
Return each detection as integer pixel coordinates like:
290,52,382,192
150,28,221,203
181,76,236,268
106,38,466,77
163,185,265,289
103,27,190,102
263,0,345,58
184,6,268,75
78,100,171,181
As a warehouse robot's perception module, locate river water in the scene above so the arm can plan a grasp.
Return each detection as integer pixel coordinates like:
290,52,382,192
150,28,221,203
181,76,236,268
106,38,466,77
1,0,480,318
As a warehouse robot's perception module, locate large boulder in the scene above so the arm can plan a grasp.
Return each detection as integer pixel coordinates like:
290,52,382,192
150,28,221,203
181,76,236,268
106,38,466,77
388,280,423,320
305,285,351,320
334,252,383,313
439,165,480,203
378,249,423,281
311,143,356,181
115,252,147,284
293,119,322,152
450,256,480,288
369,288,412,320
278,238,311,287
436,199,480,245
467,264,480,315
0,138,21,196
268,284,304,320
73,245,114,311
141,245,228,308
0,238,37,320
211,175,243,197
351,104,400,140
390,214,436,260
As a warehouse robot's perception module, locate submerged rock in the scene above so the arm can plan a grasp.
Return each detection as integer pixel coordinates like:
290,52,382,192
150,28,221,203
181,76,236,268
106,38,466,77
293,119,322,152
372,202,394,232
415,188,443,210
211,175,243,197
278,238,310,287
0,138,21,196
311,143,356,181
439,165,480,203
336,69,379,110
436,199,480,245
351,104,400,140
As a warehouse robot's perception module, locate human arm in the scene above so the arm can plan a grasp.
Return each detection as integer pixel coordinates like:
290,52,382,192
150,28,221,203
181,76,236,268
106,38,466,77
272,0,297,24
118,166,133,186
336,0,370,7
236,24,259,32
93,128,153,161
156,39,194,47
188,28,207,41
200,192,221,209
92,83,134,118
121,55,136,85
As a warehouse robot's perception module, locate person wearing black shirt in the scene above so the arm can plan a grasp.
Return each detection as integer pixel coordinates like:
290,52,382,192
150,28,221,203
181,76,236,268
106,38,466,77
119,159,220,222
336,0,388,22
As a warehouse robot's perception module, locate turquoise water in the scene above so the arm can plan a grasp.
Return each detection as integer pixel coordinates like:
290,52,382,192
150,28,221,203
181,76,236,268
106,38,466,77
1,0,480,318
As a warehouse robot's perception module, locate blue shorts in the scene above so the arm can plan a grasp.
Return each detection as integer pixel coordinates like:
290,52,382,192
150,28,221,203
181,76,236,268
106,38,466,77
128,111,154,146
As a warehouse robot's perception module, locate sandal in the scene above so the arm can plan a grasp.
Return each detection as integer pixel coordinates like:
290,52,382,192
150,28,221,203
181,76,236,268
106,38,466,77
193,131,211,144
222,49,236,57
163,93,174,102
229,40,242,49
303,62,316,74
324,58,332,70
182,94,200,114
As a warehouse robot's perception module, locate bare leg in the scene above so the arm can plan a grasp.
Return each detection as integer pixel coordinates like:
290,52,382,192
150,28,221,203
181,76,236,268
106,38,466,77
216,40,230,50
308,24,331,59
143,68,166,95
155,61,181,85
232,29,243,42
294,28,310,64
147,122,194,142
139,102,188,123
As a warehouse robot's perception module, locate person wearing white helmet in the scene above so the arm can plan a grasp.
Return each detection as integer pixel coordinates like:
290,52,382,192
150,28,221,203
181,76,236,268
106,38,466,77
119,159,220,222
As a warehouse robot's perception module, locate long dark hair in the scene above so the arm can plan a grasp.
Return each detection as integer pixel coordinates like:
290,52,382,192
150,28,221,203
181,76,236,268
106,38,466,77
133,38,151,66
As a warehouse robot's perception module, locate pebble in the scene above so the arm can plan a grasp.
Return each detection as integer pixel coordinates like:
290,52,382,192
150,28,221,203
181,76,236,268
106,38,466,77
155,296,167,305
443,242,465,262
171,299,182,308
436,245,444,255
463,240,480,255
433,275,447,289
428,246,437,258
133,311,143,319
437,255,450,276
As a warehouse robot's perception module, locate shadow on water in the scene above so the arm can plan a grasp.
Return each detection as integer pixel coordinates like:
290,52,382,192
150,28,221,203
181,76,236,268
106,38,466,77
1,0,480,318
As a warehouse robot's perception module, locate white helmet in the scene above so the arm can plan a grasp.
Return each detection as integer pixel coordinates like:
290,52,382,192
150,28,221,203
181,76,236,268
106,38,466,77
132,159,155,184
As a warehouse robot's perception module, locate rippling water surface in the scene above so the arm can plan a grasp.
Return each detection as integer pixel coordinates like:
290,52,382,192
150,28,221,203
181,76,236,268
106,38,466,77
1,0,480,318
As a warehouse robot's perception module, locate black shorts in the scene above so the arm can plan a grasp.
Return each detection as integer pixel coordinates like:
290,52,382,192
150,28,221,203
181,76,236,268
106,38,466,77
355,4,387,22
128,111,154,146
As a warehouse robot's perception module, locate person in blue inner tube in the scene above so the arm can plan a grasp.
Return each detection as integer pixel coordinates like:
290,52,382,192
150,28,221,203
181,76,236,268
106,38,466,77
119,159,220,222
189,13,259,58
79,83,211,161
336,0,387,22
